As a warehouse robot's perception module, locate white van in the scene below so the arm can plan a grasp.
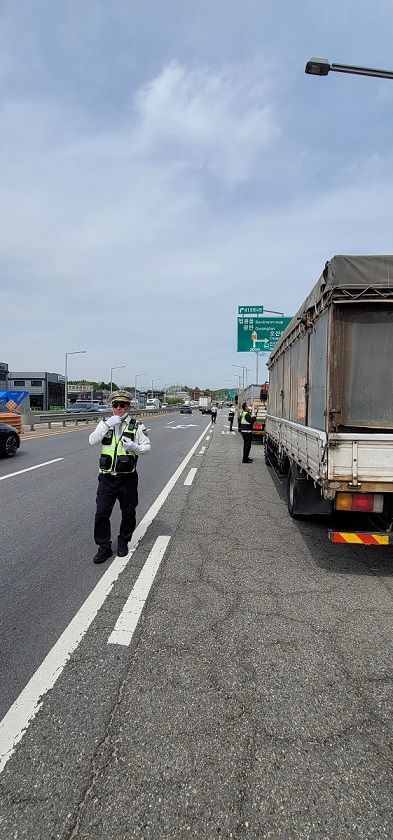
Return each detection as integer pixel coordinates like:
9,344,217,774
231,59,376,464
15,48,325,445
145,398,161,409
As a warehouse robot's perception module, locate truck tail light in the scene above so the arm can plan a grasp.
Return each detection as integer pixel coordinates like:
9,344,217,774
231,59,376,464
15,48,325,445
335,493,383,513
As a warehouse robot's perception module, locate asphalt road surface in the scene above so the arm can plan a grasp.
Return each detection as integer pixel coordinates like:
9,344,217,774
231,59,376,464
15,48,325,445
0,411,211,719
1,409,392,839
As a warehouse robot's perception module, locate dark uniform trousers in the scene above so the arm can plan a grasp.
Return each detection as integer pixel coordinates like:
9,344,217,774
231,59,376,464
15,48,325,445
94,472,138,548
241,432,252,461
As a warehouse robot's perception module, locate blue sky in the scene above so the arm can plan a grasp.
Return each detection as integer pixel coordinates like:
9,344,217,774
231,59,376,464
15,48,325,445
2,0,393,390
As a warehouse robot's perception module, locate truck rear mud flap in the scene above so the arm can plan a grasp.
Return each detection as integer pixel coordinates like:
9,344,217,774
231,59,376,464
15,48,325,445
287,463,332,517
328,531,393,545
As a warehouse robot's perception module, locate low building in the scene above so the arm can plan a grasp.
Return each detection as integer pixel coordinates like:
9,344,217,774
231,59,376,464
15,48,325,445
8,372,65,411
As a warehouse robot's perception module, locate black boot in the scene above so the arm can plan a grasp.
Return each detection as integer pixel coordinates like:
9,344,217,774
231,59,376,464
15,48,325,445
93,545,113,564
117,540,129,558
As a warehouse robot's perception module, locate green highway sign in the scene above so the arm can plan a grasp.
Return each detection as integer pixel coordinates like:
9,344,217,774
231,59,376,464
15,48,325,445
237,316,293,352
227,389,237,399
238,305,264,315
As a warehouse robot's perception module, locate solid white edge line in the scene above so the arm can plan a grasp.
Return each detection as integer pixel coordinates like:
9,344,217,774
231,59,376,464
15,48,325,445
0,421,210,775
108,536,171,646
0,458,64,481
184,467,197,486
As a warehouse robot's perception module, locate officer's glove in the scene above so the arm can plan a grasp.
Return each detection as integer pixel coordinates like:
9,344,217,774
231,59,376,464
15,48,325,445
122,437,138,452
106,415,122,428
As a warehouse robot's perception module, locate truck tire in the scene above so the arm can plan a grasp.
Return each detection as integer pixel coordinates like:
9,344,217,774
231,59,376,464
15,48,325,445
287,468,303,518
264,444,272,467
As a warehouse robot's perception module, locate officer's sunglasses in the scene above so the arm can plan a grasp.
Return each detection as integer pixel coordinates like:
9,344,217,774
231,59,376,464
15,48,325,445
112,401,129,408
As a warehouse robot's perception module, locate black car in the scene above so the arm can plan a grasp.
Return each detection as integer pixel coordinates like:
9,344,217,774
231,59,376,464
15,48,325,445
65,402,103,413
0,423,20,458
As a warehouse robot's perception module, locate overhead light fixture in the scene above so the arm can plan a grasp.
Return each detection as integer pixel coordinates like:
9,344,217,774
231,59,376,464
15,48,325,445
305,57,393,80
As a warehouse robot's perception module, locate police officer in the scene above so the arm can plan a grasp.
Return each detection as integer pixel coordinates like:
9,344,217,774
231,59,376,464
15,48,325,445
89,390,151,563
240,401,256,463
228,404,235,431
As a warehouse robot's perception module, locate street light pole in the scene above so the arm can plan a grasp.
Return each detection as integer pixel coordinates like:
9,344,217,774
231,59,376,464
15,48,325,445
151,378,162,398
134,373,147,406
232,364,245,390
244,366,251,389
110,365,126,397
305,57,393,80
229,373,242,391
64,350,86,409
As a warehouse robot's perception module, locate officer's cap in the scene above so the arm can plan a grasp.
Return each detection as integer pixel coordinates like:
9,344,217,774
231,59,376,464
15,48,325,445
110,389,132,404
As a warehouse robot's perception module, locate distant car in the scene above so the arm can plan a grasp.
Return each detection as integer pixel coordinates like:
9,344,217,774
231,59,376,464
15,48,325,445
180,405,192,414
0,423,20,458
66,402,102,413
161,403,168,409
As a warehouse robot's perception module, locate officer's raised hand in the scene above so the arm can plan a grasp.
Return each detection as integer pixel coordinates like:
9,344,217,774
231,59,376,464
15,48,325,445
106,414,122,428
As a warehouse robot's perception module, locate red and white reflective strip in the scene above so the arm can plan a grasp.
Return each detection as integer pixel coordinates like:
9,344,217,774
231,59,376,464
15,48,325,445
328,531,392,545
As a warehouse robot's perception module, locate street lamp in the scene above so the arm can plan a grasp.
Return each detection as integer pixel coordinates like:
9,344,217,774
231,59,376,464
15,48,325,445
110,365,126,397
232,365,251,390
305,57,393,80
151,378,162,398
232,365,244,389
134,373,147,406
253,350,269,386
64,350,86,409
229,373,242,390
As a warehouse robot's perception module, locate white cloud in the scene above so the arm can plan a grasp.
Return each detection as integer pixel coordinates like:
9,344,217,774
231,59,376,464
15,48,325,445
132,60,279,186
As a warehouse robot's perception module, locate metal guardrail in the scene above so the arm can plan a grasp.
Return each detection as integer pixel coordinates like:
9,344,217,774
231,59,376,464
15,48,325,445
22,407,179,431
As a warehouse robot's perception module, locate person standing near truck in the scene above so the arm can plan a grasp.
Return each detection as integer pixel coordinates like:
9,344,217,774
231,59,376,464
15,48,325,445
89,389,151,564
240,402,256,463
228,404,235,431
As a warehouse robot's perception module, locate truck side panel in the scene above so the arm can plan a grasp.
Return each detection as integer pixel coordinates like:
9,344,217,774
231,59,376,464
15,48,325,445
331,305,393,429
308,309,328,432
268,354,283,419
266,416,326,482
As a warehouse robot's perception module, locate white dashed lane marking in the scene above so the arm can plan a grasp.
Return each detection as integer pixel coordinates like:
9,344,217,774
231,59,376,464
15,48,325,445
184,468,197,486
0,459,63,481
108,536,171,647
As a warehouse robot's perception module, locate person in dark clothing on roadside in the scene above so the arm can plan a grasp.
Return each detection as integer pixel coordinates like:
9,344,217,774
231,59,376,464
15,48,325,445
240,402,256,463
228,404,235,431
211,405,218,424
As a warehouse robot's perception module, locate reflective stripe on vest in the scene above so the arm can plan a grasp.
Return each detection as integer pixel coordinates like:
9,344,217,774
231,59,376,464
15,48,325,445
100,419,138,474
240,410,252,432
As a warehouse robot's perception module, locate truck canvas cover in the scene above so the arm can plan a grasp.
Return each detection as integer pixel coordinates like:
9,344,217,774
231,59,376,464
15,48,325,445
270,255,393,362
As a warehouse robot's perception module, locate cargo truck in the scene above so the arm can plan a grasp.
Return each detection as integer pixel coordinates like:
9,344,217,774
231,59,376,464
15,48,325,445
264,255,393,545
237,384,269,441
198,396,212,414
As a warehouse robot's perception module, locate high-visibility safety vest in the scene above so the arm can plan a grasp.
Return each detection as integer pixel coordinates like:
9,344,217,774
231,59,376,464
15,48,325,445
99,417,138,474
240,410,253,432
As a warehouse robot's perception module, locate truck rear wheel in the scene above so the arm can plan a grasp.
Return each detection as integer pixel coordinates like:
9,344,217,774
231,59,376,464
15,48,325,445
287,465,332,517
287,469,303,518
